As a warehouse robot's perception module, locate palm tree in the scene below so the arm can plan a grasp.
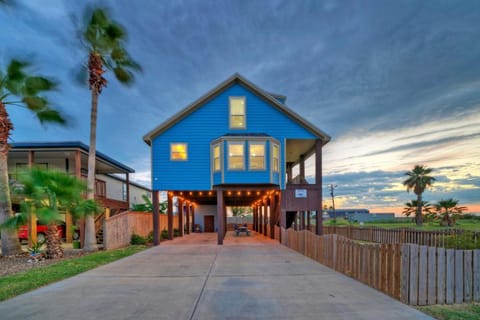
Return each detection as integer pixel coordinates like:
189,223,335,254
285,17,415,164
2,168,99,258
434,198,467,227
403,200,433,221
79,8,141,251
403,165,436,226
0,59,65,256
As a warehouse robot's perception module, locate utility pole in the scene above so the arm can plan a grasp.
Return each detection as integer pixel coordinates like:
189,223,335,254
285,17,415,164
329,184,337,223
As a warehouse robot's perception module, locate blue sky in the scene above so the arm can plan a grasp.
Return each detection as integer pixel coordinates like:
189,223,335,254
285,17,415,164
1,0,479,213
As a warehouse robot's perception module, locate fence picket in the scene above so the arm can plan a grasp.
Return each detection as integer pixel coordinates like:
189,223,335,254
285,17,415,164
474,250,480,301
464,250,473,302
409,245,419,305
427,246,437,305
446,249,455,304
418,246,428,305
455,251,464,304
437,248,446,304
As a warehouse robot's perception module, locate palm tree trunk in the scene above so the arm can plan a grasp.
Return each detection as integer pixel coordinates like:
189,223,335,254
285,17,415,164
416,194,423,226
0,102,21,256
46,223,63,259
84,88,99,252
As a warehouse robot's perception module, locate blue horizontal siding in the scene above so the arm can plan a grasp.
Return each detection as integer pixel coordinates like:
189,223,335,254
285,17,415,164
152,83,316,190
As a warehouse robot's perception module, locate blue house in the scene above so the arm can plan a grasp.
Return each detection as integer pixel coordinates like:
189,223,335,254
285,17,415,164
143,74,330,244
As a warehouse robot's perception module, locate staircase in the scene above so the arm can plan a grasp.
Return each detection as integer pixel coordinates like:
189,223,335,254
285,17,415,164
94,212,105,248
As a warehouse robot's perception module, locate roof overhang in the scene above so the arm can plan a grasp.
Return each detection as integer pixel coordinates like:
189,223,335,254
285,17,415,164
10,141,134,174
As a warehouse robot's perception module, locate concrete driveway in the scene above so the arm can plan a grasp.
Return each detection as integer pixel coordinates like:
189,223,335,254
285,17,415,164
0,232,432,319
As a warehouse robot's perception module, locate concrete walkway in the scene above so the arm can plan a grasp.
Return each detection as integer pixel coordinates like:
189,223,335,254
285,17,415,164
0,232,432,320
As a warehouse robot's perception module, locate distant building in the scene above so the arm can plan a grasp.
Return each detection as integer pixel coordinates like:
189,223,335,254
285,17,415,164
326,209,395,222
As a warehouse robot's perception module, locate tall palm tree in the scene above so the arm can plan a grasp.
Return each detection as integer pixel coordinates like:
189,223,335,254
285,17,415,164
2,168,98,258
403,165,436,226
80,8,141,251
0,59,65,256
434,198,467,227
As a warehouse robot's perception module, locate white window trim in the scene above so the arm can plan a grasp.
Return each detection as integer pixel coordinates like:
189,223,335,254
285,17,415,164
213,143,221,172
272,143,280,172
249,141,266,171
170,143,188,161
229,96,246,129
227,141,245,170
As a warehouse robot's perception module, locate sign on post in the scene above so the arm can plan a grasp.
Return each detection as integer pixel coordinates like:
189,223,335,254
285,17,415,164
295,189,307,198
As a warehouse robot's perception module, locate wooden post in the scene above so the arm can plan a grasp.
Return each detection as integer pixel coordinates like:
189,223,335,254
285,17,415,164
300,210,305,231
191,205,195,232
299,154,306,183
65,211,73,243
217,189,225,245
186,202,191,234
152,191,160,245
252,206,256,232
315,139,323,235
258,204,263,234
270,193,276,239
167,192,173,240
263,198,268,236
27,151,38,247
178,198,184,236
126,173,130,209
286,162,293,184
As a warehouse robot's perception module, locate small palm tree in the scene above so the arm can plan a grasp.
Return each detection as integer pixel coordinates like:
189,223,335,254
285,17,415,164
0,59,65,256
79,7,141,251
434,198,467,227
403,200,434,221
2,168,99,258
403,165,436,226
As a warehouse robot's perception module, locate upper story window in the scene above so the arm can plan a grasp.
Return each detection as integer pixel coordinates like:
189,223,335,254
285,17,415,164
272,144,280,172
229,97,246,129
249,142,265,170
170,143,188,161
213,144,221,171
228,142,245,170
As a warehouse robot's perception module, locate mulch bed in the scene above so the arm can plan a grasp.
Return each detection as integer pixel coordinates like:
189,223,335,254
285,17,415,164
0,250,87,277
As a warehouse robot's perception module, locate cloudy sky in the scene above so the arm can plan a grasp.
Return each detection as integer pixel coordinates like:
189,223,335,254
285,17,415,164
1,0,479,214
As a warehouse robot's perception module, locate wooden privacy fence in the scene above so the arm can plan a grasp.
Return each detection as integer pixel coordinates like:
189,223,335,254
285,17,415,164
401,244,480,305
323,226,480,248
280,228,480,305
104,211,178,250
281,229,401,300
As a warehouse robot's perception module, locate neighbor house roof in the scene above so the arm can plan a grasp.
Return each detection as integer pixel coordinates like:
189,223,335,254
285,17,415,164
143,73,331,145
10,141,135,173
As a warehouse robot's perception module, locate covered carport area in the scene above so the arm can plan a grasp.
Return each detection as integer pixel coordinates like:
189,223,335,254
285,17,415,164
151,185,281,245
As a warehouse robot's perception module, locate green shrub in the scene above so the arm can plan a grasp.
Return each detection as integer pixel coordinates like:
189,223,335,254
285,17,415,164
174,228,179,237
146,231,154,243
161,229,168,239
130,233,147,245
444,232,480,249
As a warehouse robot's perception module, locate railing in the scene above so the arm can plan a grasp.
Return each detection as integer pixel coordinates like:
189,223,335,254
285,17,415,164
323,226,480,248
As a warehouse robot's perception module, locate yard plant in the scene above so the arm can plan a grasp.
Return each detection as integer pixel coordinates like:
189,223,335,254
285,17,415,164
0,59,65,256
79,7,141,251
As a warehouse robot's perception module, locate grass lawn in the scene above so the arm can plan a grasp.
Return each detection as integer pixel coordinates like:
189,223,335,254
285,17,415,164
0,245,147,302
418,303,480,320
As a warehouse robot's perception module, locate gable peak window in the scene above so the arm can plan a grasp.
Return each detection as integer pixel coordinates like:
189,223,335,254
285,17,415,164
170,143,188,161
229,97,246,129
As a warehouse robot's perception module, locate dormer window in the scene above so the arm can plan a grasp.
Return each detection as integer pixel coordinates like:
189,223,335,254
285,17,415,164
229,97,246,129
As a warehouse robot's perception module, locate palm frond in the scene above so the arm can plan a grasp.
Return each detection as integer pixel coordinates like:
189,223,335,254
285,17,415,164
113,67,134,85
22,96,47,111
35,108,66,125
24,76,57,95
